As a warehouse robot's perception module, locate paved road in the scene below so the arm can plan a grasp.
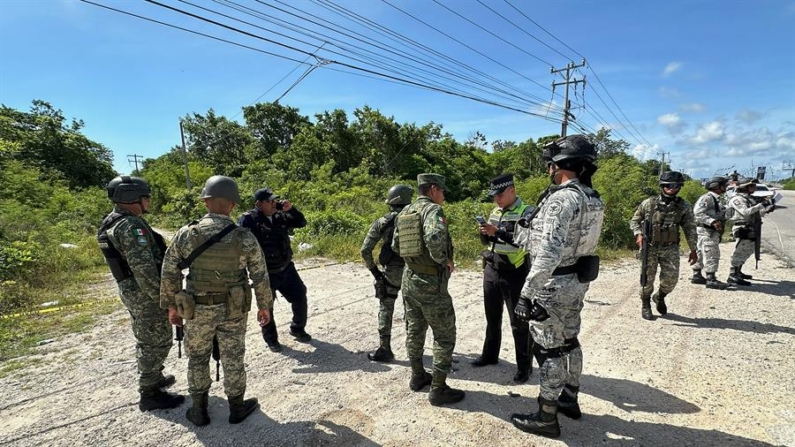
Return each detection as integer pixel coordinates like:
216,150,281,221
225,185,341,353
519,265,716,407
760,189,795,267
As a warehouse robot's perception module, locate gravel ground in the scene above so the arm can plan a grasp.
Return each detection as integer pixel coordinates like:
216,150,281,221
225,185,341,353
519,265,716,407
1,246,793,447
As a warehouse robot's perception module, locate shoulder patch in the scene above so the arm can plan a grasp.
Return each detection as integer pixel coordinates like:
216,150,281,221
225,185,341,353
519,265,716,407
132,228,147,236
438,215,447,225
137,236,148,246
546,201,563,217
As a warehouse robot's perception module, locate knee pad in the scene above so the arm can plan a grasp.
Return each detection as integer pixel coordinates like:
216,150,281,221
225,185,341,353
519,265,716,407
563,337,580,353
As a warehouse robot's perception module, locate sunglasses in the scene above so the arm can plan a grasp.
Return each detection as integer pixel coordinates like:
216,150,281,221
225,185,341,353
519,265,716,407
662,183,683,189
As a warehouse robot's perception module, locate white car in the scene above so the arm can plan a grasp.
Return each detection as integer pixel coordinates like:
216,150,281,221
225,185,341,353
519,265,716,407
726,183,775,199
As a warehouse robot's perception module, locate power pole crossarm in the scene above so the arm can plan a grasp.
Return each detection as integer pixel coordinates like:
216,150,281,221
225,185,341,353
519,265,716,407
551,59,587,137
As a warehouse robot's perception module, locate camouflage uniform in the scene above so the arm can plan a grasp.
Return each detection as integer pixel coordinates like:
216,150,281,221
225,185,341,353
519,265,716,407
391,196,455,378
630,195,697,298
514,179,604,402
692,191,728,274
160,213,273,398
104,207,172,392
360,211,404,344
728,193,766,268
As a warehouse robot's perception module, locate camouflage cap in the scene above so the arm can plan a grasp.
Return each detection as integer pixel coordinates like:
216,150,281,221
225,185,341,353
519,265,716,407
417,173,447,191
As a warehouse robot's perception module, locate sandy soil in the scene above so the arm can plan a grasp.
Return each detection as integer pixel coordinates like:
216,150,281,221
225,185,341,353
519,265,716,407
1,245,794,447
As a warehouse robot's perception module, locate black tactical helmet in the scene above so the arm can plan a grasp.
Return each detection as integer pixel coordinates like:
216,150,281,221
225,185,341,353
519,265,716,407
385,184,413,206
659,171,685,186
542,135,597,164
705,176,729,190
107,175,151,203
200,175,241,205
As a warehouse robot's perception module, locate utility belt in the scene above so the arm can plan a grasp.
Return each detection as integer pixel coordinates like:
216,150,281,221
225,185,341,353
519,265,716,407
267,261,292,274
649,240,679,247
551,255,600,283
175,282,252,320
405,263,439,275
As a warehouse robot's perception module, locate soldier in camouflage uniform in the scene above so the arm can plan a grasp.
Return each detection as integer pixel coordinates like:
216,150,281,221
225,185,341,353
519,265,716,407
160,176,273,426
510,135,604,439
360,184,413,362
690,176,730,289
629,171,698,320
391,173,464,406
726,178,773,286
98,176,184,412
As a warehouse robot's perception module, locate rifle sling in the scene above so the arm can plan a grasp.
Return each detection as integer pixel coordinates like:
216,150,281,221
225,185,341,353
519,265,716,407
177,223,237,270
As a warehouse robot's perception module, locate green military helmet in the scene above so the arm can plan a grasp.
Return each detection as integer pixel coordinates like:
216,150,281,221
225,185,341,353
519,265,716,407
385,184,413,206
705,176,729,190
107,175,151,203
542,135,597,163
659,171,685,186
200,175,241,205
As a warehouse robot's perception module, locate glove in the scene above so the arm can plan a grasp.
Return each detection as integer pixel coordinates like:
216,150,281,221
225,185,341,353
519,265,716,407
515,296,533,322
369,267,384,282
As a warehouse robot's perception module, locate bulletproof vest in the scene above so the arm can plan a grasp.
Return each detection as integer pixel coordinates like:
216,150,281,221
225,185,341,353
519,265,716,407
649,196,682,244
377,212,404,267
185,222,247,294
395,199,436,268
565,182,604,258
731,194,760,228
488,201,530,268
245,210,292,271
97,212,133,282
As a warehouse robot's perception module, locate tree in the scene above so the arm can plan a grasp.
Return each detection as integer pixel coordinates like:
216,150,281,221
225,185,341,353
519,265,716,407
588,128,629,159
181,109,251,177
243,102,311,159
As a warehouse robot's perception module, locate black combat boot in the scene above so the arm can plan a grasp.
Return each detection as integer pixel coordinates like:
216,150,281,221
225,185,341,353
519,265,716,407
727,267,751,286
652,291,668,315
408,358,432,391
690,270,707,284
367,336,394,362
157,373,176,389
139,386,184,412
705,272,728,290
428,373,465,406
641,294,653,320
228,394,259,424
511,396,561,439
185,392,210,426
737,265,753,280
557,385,582,420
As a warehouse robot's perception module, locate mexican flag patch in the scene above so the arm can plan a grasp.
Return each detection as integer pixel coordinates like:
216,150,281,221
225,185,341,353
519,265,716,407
133,228,147,236
438,216,447,225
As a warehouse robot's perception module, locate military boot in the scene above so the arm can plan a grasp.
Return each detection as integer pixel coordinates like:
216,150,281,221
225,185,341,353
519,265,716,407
157,373,176,389
139,386,184,412
185,392,210,426
557,385,582,420
510,397,561,439
737,265,753,280
690,270,707,285
727,267,751,286
641,294,653,320
428,373,465,406
652,291,668,315
367,336,394,362
228,394,259,424
408,358,432,391
705,272,728,290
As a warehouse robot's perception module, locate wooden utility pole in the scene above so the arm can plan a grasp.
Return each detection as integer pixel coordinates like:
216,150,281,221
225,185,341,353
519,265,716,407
127,154,143,175
179,121,192,190
551,59,586,137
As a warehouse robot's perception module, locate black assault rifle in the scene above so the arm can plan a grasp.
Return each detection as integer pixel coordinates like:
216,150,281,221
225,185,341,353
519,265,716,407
213,335,221,381
753,217,762,269
175,326,184,358
640,220,651,287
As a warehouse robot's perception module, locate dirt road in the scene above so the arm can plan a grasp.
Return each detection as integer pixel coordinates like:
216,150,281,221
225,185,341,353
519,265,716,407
1,244,794,446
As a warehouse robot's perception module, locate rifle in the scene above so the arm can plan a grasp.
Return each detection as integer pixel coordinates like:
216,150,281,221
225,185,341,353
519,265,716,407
175,326,184,358
212,335,221,381
640,220,651,287
753,216,762,269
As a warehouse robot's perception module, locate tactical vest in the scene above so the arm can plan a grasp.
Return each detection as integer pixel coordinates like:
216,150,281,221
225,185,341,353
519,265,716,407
377,212,405,267
648,196,682,245
185,223,247,294
488,201,530,269
97,212,134,282
245,211,292,271
731,195,760,228
395,199,438,274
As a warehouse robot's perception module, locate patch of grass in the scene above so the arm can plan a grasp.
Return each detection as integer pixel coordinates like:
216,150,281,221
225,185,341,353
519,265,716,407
0,358,43,379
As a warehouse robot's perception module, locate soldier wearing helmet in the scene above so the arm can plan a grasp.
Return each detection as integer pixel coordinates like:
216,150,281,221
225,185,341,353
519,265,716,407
97,175,184,412
726,177,773,285
472,173,535,384
160,175,273,426
360,184,413,362
510,135,605,439
690,176,731,289
237,185,311,353
630,171,698,321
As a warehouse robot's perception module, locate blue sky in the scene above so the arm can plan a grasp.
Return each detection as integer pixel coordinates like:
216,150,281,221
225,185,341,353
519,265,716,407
1,0,794,180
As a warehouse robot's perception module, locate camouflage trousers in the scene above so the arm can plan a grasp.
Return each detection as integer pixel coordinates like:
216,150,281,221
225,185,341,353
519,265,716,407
376,266,404,340
641,244,680,297
530,275,587,402
119,288,172,392
730,237,755,268
402,269,456,376
185,303,247,397
693,229,721,274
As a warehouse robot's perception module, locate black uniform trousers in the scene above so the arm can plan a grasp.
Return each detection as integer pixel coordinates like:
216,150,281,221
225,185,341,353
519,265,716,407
261,262,308,345
480,261,533,372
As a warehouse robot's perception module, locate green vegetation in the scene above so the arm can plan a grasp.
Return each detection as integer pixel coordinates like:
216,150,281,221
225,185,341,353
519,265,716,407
782,178,795,190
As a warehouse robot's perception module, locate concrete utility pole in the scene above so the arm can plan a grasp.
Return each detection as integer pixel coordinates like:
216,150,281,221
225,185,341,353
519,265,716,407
179,120,192,190
127,154,143,175
551,59,586,137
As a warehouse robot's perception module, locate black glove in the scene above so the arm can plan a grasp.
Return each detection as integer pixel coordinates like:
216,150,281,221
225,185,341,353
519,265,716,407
515,296,533,322
369,267,384,282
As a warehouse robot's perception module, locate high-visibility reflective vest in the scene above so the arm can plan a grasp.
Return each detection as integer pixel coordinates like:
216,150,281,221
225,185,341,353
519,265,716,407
488,199,531,268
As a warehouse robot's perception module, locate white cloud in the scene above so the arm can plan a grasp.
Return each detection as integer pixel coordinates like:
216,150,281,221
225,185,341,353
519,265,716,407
735,109,763,125
659,87,681,98
679,103,705,113
657,112,687,135
691,121,725,144
662,62,683,77
631,143,658,161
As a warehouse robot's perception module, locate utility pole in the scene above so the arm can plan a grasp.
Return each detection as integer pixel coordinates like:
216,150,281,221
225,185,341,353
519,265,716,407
551,59,586,137
179,120,192,190
127,154,143,175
